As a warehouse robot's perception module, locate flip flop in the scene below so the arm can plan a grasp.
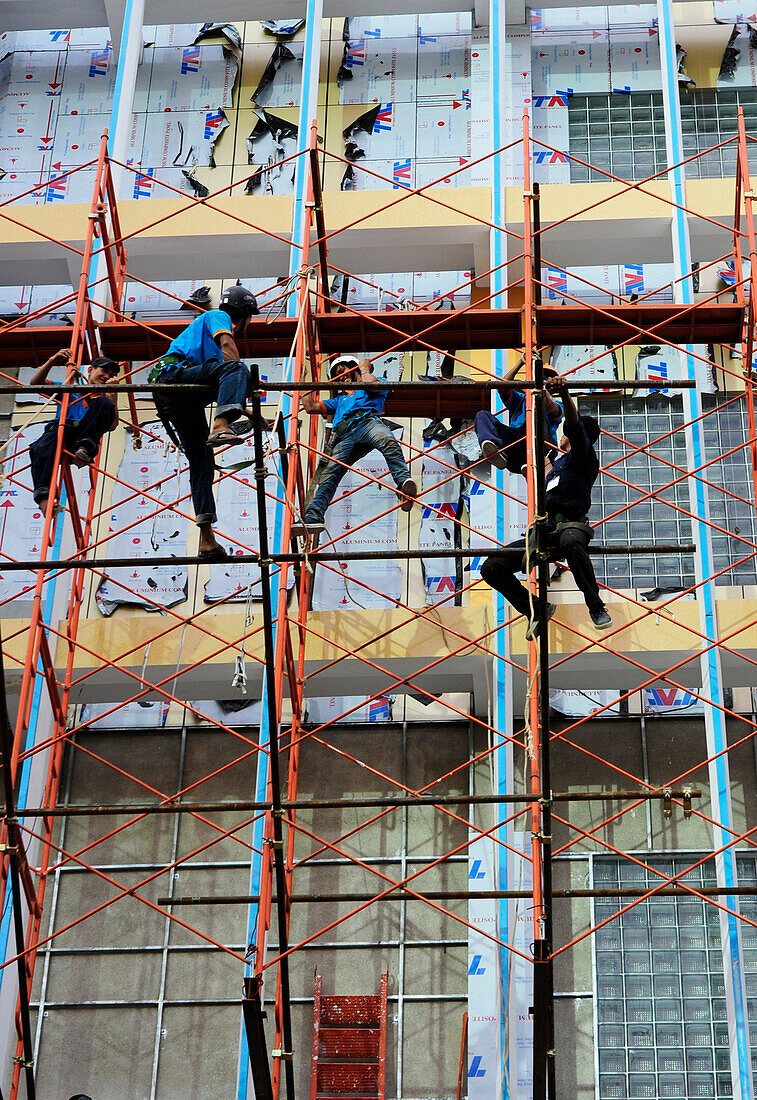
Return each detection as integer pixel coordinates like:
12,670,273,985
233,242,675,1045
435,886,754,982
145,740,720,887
207,430,244,449
197,545,229,562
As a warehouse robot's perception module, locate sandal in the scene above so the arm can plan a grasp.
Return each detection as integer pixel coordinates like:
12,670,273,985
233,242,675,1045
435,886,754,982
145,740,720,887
207,429,244,449
198,545,229,562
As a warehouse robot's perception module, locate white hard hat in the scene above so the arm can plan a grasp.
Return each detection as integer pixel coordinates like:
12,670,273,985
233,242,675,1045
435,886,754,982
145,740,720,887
329,354,360,379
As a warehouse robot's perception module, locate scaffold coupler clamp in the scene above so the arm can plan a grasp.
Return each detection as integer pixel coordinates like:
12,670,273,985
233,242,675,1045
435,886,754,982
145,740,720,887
662,787,673,819
682,786,693,819
272,1049,294,1060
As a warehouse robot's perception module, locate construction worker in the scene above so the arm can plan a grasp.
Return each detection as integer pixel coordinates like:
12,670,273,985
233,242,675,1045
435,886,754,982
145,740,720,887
297,355,417,535
475,349,563,475
29,349,119,518
480,376,612,637
151,284,259,561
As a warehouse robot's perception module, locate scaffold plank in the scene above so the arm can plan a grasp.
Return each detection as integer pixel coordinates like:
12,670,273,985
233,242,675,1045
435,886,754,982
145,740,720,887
0,300,742,369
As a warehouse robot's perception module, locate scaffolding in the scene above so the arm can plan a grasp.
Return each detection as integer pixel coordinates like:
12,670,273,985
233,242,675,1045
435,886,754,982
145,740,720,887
0,104,755,1100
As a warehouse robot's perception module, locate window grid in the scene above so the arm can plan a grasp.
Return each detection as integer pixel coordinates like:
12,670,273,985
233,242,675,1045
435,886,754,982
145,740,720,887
579,397,695,592
593,854,757,1099
701,395,757,587
568,91,757,183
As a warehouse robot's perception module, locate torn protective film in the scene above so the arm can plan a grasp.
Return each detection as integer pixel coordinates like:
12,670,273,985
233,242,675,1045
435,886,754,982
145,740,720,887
250,43,303,108
245,109,298,195
260,20,306,39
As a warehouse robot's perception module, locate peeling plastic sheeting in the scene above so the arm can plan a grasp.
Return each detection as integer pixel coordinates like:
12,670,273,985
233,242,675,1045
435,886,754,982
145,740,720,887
250,42,303,108
717,22,757,85
142,22,242,50
551,344,619,391
633,344,684,399
677,43,696,88
245,109,298,195
95,421,190,616
260,20,306,39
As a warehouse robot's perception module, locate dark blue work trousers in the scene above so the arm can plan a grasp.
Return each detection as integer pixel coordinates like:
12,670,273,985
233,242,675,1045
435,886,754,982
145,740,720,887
30,396,116,504
155,357,249,526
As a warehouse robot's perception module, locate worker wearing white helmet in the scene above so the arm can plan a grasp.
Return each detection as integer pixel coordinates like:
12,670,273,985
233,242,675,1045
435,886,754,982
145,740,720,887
297,354,417,535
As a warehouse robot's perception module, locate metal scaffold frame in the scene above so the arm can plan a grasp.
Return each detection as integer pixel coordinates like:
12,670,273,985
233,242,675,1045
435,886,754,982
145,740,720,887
0,101,754,1100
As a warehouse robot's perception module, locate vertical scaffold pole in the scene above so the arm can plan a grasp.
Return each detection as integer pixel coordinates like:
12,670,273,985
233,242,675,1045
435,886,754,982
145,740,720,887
657,3,754,1097
481,1,514,1097
249,367,296,1100
523,116,554,1100
239,4,324,1098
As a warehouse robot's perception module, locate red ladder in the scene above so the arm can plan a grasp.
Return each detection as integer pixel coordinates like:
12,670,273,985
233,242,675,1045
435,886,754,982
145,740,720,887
310,971,388,1099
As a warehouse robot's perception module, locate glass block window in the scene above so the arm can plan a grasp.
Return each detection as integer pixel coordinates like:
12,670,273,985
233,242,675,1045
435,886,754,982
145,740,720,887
680,89,757,179
701,394,757,587
568,90,757,183
568,93,667,183
594,855,733,1100
578,397,694,592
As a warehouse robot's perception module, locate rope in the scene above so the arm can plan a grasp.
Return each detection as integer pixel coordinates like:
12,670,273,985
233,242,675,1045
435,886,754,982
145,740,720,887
523,512,548,761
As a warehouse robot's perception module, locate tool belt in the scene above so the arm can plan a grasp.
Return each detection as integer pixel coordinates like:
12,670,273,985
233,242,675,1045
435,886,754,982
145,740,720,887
522,515,593,572
147,352,184,384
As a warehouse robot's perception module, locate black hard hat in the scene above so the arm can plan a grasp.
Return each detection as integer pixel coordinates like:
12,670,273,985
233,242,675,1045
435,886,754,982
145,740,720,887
219,284,259,319
90,356,119,376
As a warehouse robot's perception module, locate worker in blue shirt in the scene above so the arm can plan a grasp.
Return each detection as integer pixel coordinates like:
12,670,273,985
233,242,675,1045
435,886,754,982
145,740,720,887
297,355,417,534
480,377,612,636
475,349,563,476
29,348,119,519
151,284,259,561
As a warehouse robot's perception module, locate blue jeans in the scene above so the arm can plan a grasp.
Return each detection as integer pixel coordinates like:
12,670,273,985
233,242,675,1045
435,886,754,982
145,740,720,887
155,357,249,525
305,414,410,524
475,409,559,473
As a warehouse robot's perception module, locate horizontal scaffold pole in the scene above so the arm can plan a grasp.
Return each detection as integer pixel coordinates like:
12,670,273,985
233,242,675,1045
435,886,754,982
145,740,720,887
17,788,702,817
0,543,697,572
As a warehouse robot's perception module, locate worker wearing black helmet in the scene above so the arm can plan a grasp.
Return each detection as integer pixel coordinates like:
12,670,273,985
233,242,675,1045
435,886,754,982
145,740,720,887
151,284,259,561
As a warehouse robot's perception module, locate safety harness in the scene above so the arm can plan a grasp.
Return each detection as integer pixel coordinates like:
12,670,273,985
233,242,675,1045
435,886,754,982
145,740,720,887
522,515,594,572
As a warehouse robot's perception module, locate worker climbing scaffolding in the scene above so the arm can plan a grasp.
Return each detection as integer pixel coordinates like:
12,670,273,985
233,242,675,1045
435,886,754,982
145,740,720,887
296,354,417,536
150,283,260,561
